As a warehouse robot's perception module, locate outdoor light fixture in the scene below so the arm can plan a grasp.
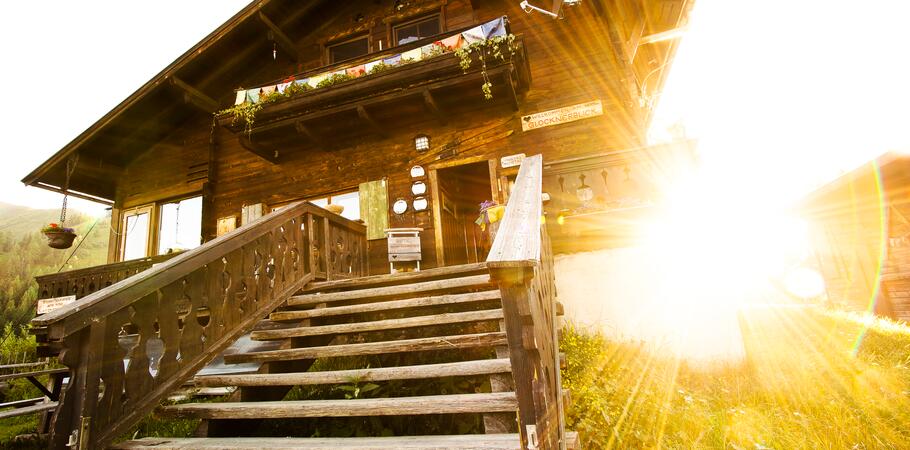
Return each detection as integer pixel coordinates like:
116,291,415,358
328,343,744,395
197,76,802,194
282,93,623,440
520,1,558,18
414,134,430,152
413,197,428,211
576,174,593,204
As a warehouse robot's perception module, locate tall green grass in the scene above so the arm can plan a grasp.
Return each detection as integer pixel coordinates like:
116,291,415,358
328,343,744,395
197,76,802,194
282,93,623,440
561,306,910,449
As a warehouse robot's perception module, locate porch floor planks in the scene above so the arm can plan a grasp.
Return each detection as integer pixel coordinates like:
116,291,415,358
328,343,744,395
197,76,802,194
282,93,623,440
252,309,504,340
270,290,501,322
195,358,512,387
157,392,517,419
224,332,507,364
288,275,493,307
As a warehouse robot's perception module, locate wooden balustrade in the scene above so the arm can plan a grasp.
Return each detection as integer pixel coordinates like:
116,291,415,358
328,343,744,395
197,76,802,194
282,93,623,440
31,202,365,450
35,254,181,303
487,154,566,450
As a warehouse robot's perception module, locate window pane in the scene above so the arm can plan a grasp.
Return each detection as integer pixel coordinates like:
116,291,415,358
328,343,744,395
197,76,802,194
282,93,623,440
123,212,149,261
332,191,361,221
158,197,203,255
329,37,369,63
396,16,439,45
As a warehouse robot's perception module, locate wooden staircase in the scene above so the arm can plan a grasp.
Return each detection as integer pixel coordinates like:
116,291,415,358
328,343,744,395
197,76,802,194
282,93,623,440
113,263,575,448
34,155,569,449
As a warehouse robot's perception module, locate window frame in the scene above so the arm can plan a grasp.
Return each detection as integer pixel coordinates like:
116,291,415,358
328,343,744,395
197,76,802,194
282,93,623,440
118,193,204,262
119,204,155,261
392,13,443,47
326,34,371,64
156,195,204,256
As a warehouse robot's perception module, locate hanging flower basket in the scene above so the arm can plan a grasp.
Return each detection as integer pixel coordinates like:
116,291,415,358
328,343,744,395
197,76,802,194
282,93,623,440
41,223,77,249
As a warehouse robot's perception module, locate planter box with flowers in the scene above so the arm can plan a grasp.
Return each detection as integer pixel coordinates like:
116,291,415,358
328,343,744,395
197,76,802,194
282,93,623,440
42,223,77,249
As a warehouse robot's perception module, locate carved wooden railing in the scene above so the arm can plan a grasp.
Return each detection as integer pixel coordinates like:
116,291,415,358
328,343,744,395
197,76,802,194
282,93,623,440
487,154,566,450
36,254,180,302
31,202,365,449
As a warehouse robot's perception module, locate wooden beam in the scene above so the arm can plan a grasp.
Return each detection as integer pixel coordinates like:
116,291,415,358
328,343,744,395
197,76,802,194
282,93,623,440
294,121,324,147
356,105,388,138
422,88,447,125
237,135,279,164
258,11,300,62
169,76,219,112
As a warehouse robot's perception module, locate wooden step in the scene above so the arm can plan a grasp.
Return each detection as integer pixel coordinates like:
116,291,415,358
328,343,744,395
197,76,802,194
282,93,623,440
113,433,582,449
0,401,57,420
303,262,489,293
196,358,512,387
253,309,504,340
288,275,492,307
224,332,507,364
270,290,501,322
158,392,517,419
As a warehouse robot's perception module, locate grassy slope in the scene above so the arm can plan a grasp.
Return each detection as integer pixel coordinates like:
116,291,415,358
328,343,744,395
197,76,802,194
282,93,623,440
562,307,910,449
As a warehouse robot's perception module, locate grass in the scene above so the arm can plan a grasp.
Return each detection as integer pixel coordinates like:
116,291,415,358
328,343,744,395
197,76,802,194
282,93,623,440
561,306,910,449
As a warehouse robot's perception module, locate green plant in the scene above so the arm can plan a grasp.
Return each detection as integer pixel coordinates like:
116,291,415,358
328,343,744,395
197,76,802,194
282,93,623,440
368,62,393,75
283,81,312,97
218,101,262,135
455,34,519,100
316,73,354,89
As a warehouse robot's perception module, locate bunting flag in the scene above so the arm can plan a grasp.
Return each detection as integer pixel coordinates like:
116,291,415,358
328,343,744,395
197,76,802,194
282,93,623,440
276,82,291,93
331,69,347,78
364,59,383,73
245,89,260,103
294,78,309,88
234,90,247,105
440,34,464,50
308,73,327,88
461,25,486,44
481,16,507,38
401,47,422,62
261,85,277,96
382,54,402,66
346,64,366,77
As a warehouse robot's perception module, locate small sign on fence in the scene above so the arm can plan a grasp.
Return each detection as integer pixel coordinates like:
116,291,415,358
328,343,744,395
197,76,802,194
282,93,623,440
36,295,76,315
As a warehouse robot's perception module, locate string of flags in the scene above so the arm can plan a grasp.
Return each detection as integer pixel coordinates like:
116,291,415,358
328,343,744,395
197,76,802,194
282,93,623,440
234,16,508,106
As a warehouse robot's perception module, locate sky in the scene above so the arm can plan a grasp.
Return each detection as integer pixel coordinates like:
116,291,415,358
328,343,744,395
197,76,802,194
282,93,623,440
2,0,909,216
0,1,250,216
649,0,910,207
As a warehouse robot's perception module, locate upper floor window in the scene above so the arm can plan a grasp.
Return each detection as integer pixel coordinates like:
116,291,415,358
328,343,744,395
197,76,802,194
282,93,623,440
394,14,441,46
328,35,370,63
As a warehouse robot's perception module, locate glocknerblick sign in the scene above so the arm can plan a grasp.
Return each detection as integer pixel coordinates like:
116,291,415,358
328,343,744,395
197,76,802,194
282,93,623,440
520,100,604,131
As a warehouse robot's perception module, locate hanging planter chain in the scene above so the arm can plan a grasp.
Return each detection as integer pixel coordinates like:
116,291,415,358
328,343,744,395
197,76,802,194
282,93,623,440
60,153,79,225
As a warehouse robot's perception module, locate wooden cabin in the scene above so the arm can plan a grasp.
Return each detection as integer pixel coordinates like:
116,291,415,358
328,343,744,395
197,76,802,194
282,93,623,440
23,1,692,448
803,152,910,322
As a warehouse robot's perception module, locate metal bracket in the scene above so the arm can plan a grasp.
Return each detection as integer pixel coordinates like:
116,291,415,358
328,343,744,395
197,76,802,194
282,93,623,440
526,424,539,449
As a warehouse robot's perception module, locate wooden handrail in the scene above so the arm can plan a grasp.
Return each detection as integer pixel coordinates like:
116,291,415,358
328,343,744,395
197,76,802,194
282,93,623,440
487,154,543,267
486,154,566,450
35,201,366,449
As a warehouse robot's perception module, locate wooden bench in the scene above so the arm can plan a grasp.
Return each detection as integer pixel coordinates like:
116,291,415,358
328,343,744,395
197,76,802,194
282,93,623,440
0,366,67,430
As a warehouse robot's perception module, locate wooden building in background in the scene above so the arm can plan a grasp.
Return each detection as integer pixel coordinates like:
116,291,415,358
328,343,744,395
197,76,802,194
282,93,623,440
803,152,910,321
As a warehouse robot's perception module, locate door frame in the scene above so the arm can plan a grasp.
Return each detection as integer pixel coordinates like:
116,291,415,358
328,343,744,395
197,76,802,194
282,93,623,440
428,157,500,267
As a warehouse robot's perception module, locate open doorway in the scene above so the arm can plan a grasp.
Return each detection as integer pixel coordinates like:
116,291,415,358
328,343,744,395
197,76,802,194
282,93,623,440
434,161,495,266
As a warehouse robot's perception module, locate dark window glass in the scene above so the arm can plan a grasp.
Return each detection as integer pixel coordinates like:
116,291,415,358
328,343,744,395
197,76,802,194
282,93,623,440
329,37,369,63
394,15,441,45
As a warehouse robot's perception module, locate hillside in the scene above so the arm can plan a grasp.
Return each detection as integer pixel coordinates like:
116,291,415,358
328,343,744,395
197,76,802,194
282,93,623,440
0,203,110,328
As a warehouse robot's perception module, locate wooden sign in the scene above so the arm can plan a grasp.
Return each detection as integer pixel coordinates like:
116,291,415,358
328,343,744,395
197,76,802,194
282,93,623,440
216,216,237,237
520,100,603,131
500,153,526,168
37,295,76,315
386,228,422,262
